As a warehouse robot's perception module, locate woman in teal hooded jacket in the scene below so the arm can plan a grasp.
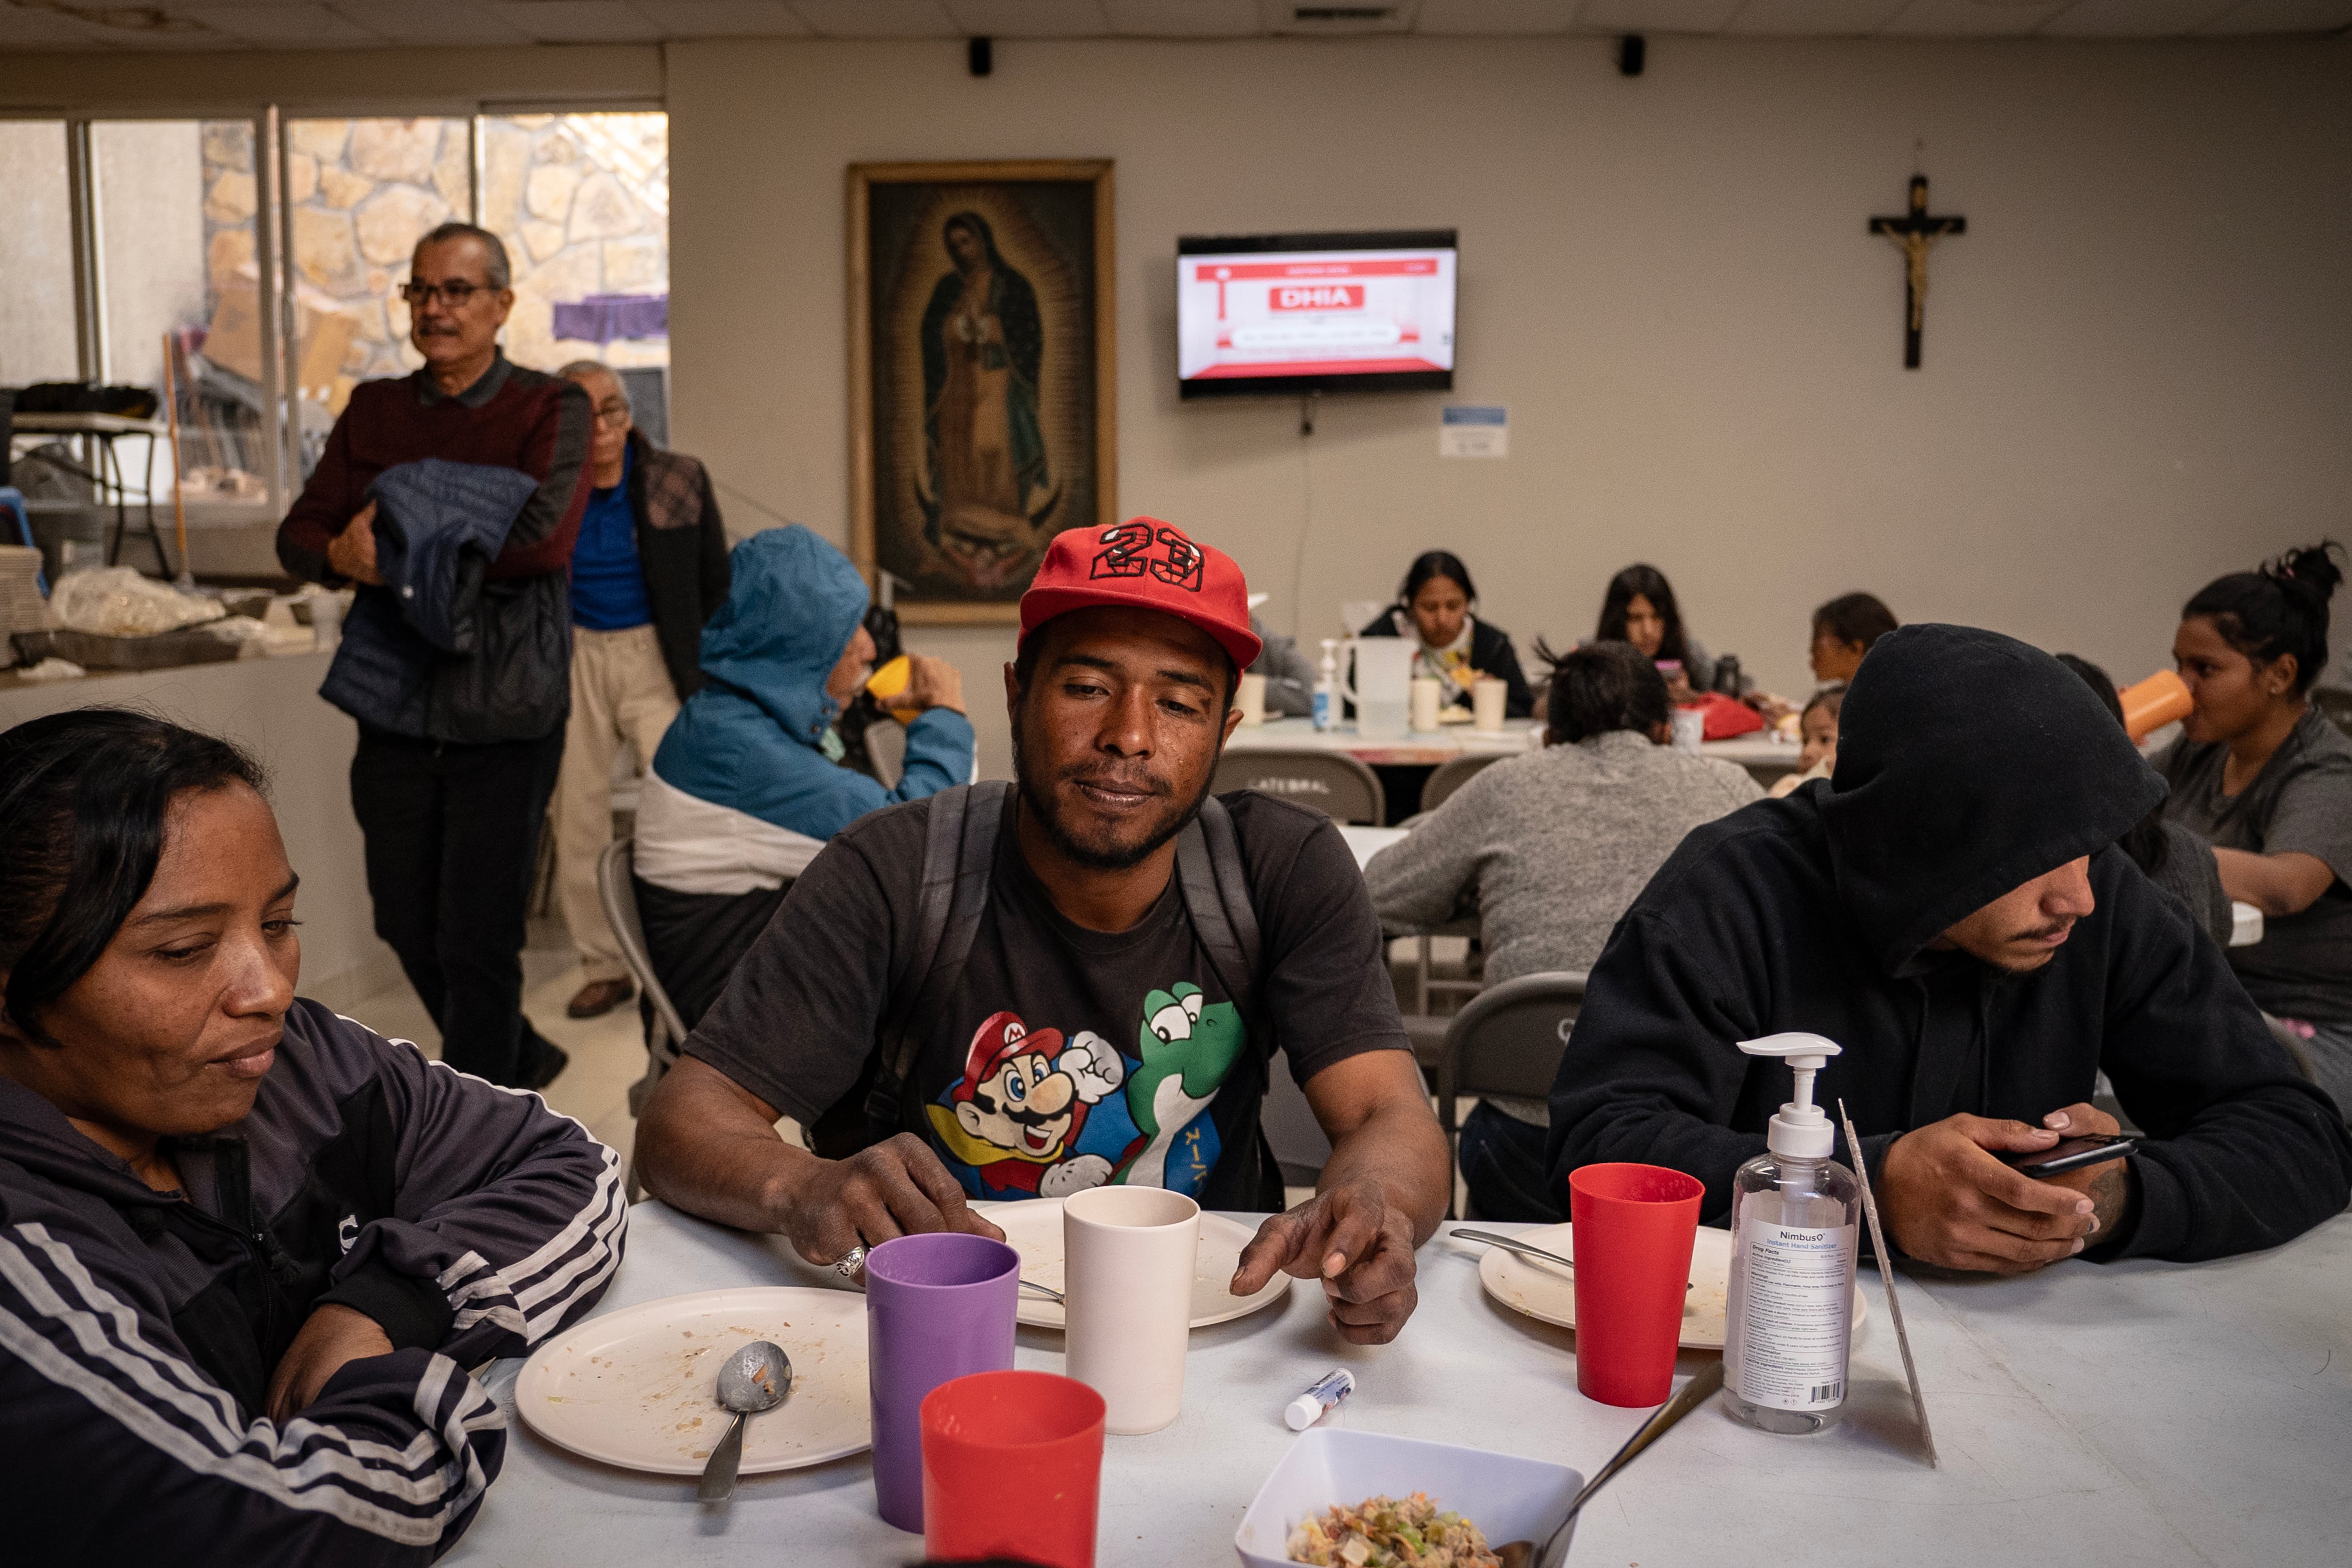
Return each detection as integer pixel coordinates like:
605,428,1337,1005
631,525,974,1025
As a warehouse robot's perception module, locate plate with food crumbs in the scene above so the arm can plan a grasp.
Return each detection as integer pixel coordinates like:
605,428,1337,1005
977,1198,1293,1330
1472,1222,1865,1349
515,1288,868,1475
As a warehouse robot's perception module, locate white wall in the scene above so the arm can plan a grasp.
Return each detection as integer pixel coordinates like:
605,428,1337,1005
667,34,2352,779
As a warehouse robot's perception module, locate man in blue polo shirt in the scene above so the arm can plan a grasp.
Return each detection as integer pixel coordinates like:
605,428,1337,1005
553,361,730,1019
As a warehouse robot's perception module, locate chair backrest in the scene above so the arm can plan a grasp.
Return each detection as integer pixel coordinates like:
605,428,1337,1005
1421,753,1501,813
1212,750,1386,825
1435,970,1586,1136
596,837,691,1053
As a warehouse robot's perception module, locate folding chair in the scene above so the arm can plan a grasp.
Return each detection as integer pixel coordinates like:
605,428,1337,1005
597,836,692,1203
1434,971,1585,1219
1212,749,1386,824
1420,752,1500,814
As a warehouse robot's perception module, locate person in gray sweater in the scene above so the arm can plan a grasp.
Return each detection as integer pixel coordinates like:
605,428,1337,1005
1363,640,1761,1219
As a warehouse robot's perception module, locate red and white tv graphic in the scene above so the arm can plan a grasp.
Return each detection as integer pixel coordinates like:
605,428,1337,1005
1181,251,1454,380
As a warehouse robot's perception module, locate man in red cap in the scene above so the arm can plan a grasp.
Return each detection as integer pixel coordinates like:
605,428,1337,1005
636,519,1449,1344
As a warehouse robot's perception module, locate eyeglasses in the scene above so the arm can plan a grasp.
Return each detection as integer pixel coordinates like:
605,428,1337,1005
398,279,494,308
593,403,632,428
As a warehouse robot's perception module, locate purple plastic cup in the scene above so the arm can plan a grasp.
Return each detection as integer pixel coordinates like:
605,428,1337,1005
865,1232,1020,1533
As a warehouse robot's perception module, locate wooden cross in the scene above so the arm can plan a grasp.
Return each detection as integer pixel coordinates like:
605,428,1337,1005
1870,175,1966,369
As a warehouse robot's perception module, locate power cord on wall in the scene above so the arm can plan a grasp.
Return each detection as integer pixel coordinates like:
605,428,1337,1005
1289,391,1318,640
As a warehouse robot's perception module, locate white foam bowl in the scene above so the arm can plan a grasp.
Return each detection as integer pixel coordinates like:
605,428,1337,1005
1234,1427,1584,1568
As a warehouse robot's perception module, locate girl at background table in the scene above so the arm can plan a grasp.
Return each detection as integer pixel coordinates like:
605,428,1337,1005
1808,591,1900,686
1766,684,1844,798
1357,550,1534,719
2156,542,2352,1114
1593,562,1735,700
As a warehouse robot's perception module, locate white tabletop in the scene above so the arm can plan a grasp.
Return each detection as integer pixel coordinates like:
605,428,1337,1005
1224,716,1542,764
1337,824,1410,870
448,1201,2352,1568
8,410,170,436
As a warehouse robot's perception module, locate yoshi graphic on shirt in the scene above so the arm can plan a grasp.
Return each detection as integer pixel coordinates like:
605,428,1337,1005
1119,982,1248,1197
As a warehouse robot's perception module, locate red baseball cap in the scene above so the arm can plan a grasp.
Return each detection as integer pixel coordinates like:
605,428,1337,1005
1018,518,1262,671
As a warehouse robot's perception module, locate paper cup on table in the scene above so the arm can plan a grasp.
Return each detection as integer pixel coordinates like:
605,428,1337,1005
865,1232,1020,1532
1064,1186,1201,1434
923,1371,1107,1568
1237,670,1268,727
1410,677,1445,732
1568,1163,1704,1407
1472,676,1507,732
1669,706,1706,753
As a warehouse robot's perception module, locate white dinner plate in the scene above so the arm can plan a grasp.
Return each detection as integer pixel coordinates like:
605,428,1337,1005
1472,1223,1866,1351
514,1287,869,1476
978,1198,1294,1330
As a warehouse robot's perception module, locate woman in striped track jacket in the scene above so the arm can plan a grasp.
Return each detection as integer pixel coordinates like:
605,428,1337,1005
0,709,625,1563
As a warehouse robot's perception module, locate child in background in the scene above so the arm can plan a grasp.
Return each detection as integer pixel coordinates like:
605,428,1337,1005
1768,685,1843,797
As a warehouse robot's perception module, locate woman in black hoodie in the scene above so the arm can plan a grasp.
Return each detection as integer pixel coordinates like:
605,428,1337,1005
1547,625,2351,1272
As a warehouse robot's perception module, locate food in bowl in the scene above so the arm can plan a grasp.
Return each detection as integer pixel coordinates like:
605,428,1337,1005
1287,1492,1501,1568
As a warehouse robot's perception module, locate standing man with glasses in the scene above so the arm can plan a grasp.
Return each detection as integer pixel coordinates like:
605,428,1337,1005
548,360,730,1020
277,222,592,1090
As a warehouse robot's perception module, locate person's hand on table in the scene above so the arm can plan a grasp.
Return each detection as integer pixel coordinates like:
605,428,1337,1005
327,501,384,586
772,1131,1002,1279
902,652,966,716
266,1302,393,1424
1878,1110,2105,1274
1230,1176,1419,1345
2027,1101,2134,1238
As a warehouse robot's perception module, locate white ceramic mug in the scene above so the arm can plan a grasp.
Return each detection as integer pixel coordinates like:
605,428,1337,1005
1472,676,1507,732
1409,677,1444,733
1342,637,1414,739
1237,671,1267,726
1670,706,1706,753
1063,1186,1201,1435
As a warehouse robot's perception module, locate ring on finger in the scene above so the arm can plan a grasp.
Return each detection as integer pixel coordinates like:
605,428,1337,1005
835,1244,868,1279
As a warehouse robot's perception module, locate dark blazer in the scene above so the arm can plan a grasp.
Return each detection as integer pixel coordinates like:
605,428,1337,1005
1356,609,1535,718
627,430,732,699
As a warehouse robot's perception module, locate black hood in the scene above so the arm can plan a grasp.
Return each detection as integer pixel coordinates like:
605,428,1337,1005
1820,623,2166,973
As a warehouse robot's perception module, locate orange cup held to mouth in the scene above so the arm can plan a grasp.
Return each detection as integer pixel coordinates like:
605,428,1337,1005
2119,669,2193,741
866,654,917,715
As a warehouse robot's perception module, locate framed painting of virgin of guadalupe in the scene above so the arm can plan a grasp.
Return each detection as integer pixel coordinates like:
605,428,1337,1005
849,160,1115,622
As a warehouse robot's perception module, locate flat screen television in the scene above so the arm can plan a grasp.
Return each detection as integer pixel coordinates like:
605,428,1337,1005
1176,229,1457,399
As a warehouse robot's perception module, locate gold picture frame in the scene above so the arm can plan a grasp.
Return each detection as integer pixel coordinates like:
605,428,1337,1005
848,159,1116,624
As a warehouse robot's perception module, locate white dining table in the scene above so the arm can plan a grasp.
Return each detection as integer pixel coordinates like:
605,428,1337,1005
1224,715,1543,765
446,1200,2352,1568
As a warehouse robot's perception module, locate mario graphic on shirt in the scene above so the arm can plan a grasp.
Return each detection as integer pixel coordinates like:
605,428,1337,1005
925,1011,1143,1201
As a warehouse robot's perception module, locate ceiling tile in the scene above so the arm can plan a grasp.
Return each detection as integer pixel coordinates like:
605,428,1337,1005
1875,0,2069,34
486,1,667,40
1259,0,1417,32
2197,0,2352,32
1572,0,1744,33
1101,0,1262,32
0,6,119,45
1416,0,1579,33
170,3,386,43
787,0,960,33
941,0,1112,35
332,0,534,43
2040,0,2239,33
1722,0,1910,33
630,0,812,34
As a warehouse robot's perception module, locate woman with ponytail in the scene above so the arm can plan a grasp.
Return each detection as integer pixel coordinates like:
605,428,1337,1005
2158,541,2352,1114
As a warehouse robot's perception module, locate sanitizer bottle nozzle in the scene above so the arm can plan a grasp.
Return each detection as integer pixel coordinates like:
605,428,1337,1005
1736,1032,1843,1160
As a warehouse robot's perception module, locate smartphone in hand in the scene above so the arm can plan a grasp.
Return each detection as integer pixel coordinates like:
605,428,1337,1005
1999,1133,2138,1178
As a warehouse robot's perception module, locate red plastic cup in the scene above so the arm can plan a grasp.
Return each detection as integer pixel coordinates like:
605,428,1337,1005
1568,1162,1705,1407
921,1370,1107,1568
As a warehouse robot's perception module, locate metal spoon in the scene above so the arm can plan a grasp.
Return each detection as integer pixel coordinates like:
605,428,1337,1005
698,1339,790,1503
1496,1361,1724,1568
1453,1229,1692,1291
1018,1278,1064,1303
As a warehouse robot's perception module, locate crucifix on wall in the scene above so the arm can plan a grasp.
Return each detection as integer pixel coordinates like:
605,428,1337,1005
1870,175,1966,369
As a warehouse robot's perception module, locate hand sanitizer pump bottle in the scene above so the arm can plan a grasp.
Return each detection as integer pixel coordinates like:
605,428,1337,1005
1313,640,1340,732
1723,1032,1861,1434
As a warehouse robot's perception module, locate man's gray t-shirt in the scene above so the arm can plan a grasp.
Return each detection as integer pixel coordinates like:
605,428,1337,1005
684,789,1409,1212
2158,707,2352,1022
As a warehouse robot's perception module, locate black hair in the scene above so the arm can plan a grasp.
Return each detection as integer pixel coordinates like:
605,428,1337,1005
2181,540,2343,696
1811,593,1899,653
2054,653,2169,879
1594,564,1691,669
1800,685,1847,725
0,709,266,1044
1397,551,1477,609
1534,638,1669,743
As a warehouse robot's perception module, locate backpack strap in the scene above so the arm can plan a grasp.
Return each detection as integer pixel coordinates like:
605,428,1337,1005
864,780,1010,1131
1174,793,1262,1018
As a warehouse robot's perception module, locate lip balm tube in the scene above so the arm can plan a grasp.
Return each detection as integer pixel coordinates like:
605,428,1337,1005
1284,1369,1355,1431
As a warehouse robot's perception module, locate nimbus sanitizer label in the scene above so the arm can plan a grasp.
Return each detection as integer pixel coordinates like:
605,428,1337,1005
1731,1219,1856,1411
